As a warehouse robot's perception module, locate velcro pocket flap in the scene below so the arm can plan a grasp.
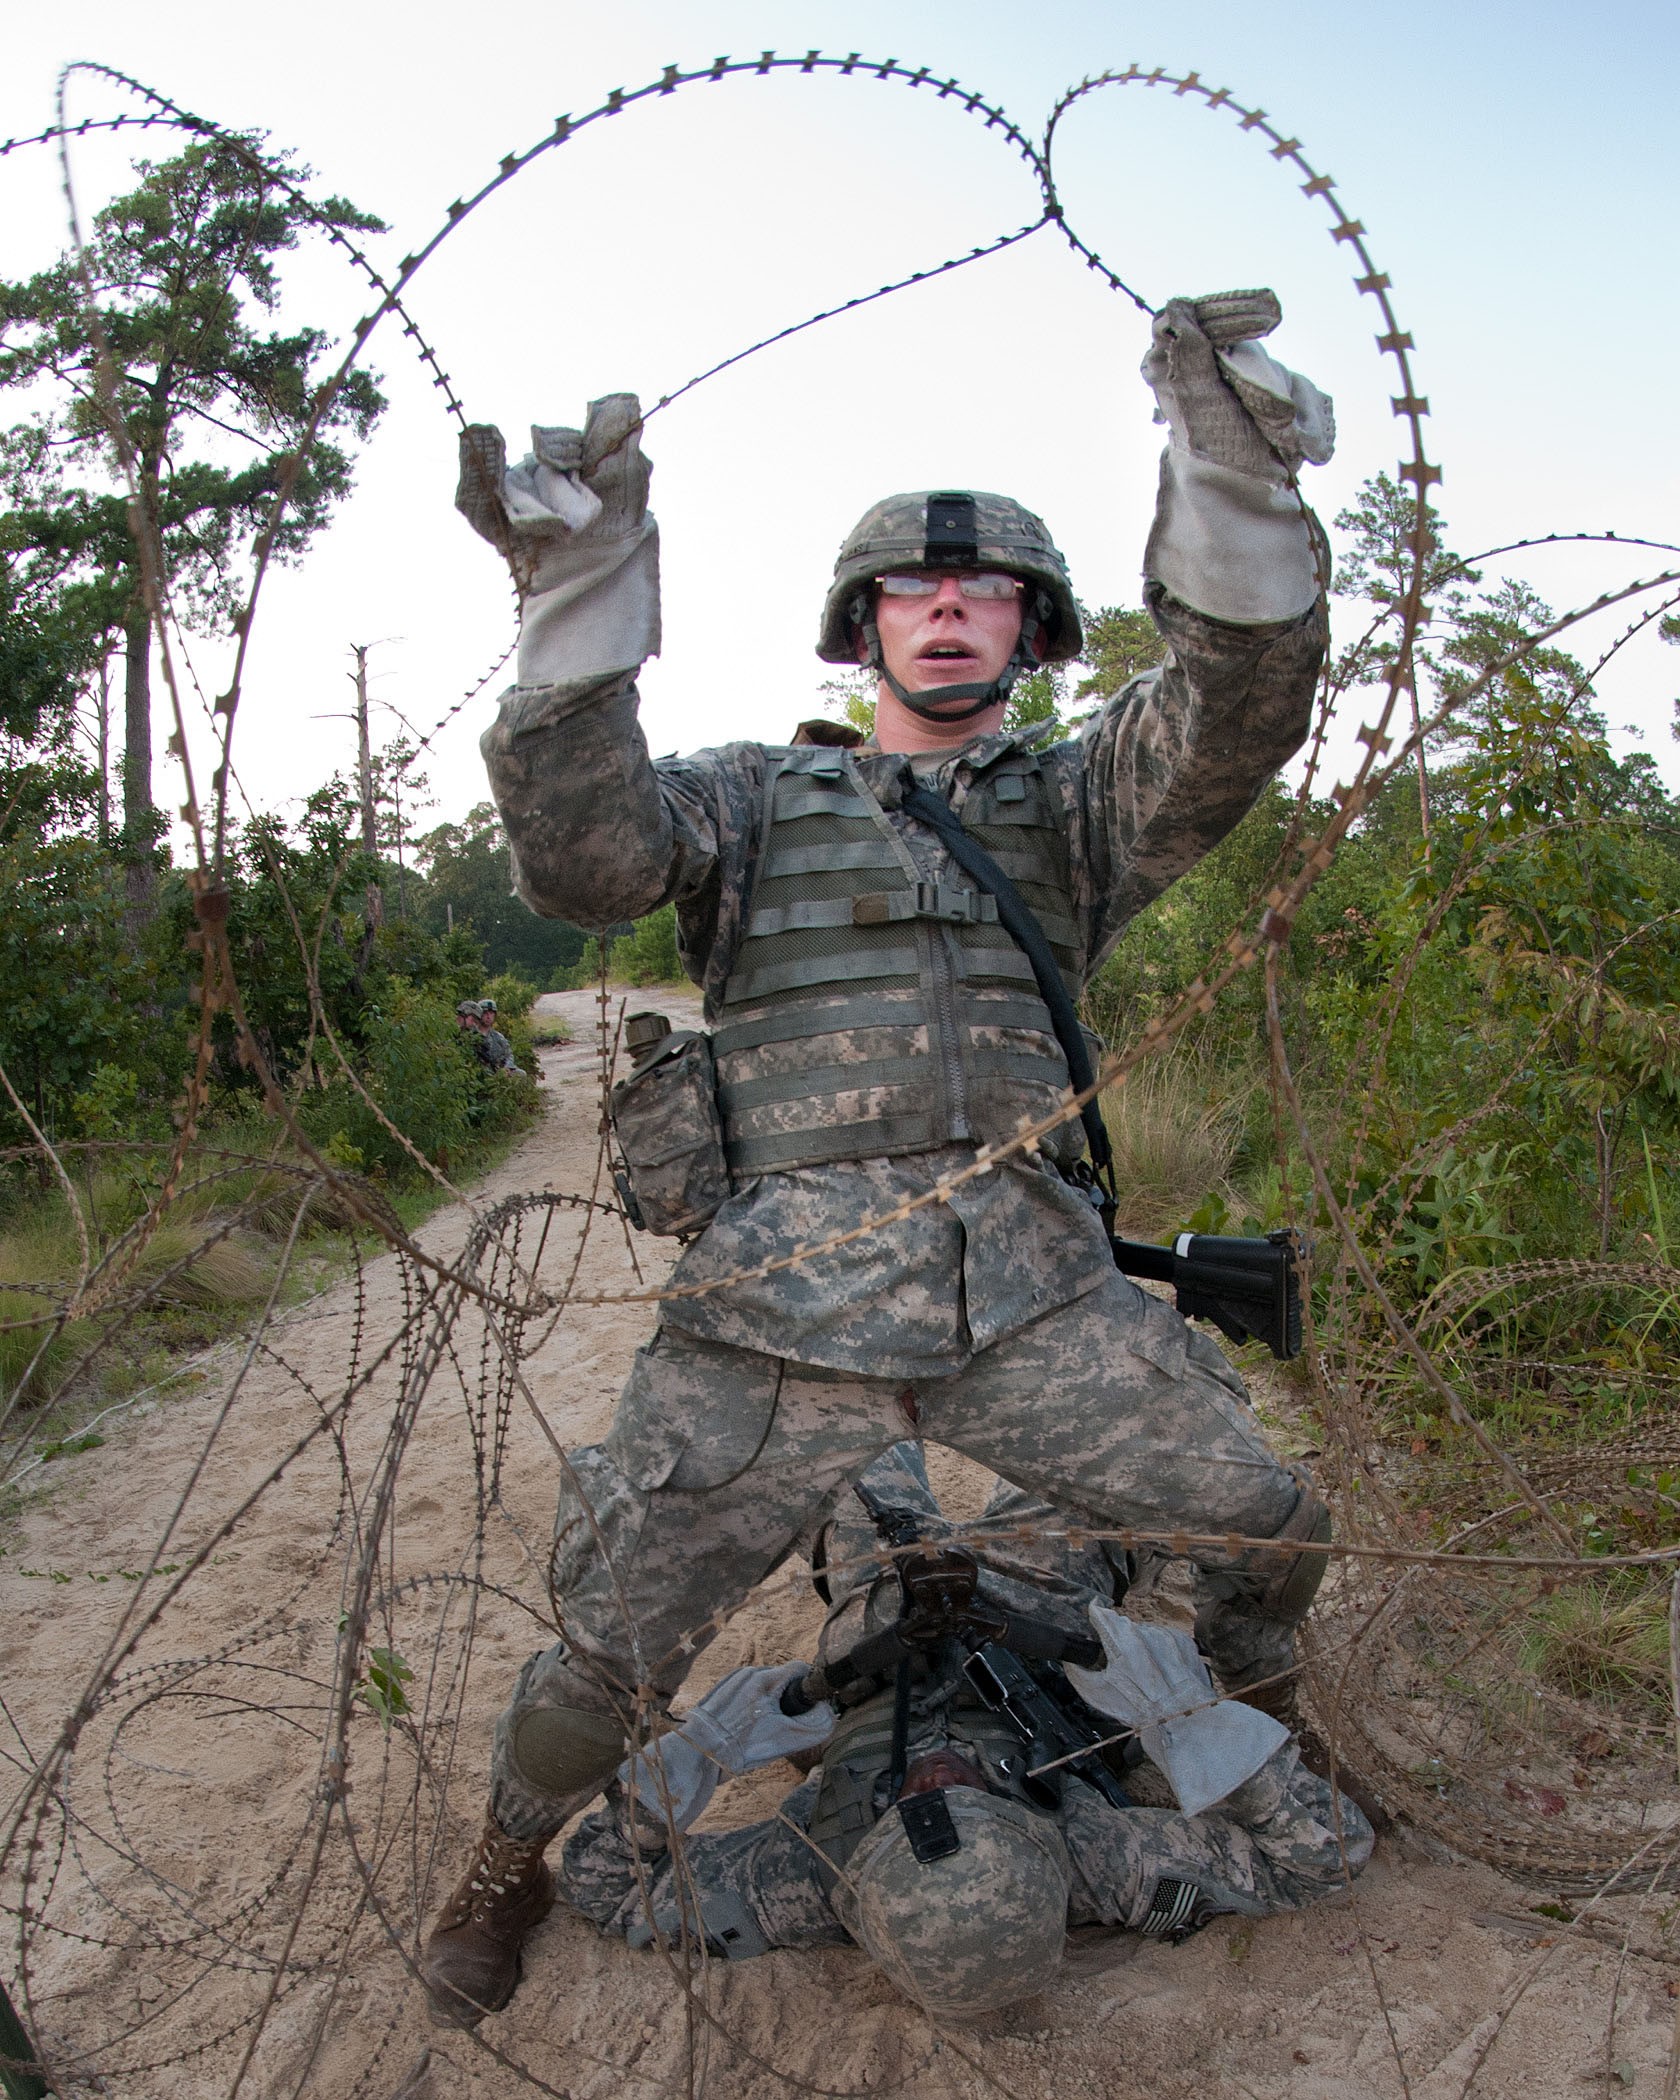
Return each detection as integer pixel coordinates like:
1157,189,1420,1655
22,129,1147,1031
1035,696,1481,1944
605,1329,782,1492
1128,1283,1190,1382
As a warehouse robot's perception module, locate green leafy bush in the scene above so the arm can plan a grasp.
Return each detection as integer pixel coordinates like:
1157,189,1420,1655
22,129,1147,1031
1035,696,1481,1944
304,987,479,1174
566,906,684,988
483,969,537,1021
612,906,682,986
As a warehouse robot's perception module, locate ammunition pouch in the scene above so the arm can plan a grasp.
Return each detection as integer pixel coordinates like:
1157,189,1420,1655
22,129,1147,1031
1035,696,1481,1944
609,1020,730,1237
625,1885,772,1962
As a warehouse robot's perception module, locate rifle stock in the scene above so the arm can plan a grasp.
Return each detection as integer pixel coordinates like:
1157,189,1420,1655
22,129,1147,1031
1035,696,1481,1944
1109,1228,1306,1361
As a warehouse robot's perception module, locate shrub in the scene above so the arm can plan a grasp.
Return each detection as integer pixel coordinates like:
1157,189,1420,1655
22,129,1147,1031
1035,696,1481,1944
483,969,537,1022
611,906,682,986
564,906,684,989
1518,1579,1672,1709
304,987,478,1175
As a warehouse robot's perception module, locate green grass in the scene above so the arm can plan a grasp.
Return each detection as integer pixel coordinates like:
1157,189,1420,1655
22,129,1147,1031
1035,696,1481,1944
1516,1577,1673,1710
0,1092,550,1495
1099,1053,1246,1240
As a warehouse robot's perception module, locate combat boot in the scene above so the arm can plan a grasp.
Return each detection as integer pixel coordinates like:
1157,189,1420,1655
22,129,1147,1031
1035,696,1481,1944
422,1812,557,2025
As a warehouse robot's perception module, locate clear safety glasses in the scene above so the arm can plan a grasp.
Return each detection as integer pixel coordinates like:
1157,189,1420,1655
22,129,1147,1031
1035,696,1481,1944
875,572,1023,602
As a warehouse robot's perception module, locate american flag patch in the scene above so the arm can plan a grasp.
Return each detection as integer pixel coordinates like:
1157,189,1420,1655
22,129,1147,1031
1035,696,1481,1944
1139,1877,1213,1943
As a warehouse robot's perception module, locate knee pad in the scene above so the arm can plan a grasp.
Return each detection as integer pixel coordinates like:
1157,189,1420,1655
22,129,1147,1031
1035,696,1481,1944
510,1704,630,1799
1252,1472,1333,1623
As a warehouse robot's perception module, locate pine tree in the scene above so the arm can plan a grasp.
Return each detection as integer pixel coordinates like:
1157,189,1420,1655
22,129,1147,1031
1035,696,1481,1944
0,135,386,919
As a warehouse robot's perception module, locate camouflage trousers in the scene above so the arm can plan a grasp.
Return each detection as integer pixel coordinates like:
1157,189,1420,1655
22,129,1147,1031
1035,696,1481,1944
491,1271,1301,1839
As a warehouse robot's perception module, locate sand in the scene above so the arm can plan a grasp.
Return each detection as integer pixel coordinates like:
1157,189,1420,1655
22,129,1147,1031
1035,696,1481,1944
3,987,1672,2100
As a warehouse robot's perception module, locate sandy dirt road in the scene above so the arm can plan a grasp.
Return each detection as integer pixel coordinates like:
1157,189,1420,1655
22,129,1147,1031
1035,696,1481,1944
2,987,1670,2100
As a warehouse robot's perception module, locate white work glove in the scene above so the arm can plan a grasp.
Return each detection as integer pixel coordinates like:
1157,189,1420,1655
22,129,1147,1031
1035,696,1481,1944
618,1663,836,1834
1064,1606,1289,1818
456,392,660,688
1140,290,1332,625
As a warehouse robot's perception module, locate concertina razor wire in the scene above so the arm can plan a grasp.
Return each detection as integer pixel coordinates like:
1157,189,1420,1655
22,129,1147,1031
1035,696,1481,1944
0,46,1677,2099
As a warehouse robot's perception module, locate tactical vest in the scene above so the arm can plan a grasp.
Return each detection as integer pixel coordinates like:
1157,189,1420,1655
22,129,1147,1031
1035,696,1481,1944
713,746,1086,1179
807,1681,1035,1886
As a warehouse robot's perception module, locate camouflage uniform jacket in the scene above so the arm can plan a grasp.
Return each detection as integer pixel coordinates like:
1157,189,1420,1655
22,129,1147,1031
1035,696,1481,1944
480,1026,516,1071
482,584,1325,1377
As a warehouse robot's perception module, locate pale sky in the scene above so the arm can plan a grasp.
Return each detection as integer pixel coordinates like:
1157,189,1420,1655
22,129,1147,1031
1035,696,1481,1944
5,0,1677,841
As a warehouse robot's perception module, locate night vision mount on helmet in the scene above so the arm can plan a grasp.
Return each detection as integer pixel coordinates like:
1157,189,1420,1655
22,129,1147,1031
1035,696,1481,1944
817,490,1083,724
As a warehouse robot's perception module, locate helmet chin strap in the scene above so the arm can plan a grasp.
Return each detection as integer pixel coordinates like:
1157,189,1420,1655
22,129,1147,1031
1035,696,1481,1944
855,592,1048,727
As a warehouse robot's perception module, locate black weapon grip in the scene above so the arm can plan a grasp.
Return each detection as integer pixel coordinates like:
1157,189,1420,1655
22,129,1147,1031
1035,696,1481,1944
779,1673,822,1718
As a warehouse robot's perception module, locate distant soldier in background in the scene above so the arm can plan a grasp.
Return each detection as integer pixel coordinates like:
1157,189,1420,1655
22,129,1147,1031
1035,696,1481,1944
475,999,518,1073
457,996,517,1074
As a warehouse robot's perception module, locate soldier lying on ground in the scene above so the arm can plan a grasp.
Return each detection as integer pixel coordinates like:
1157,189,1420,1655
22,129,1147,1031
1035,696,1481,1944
557,1446,1372,2025
425,287,1340,2023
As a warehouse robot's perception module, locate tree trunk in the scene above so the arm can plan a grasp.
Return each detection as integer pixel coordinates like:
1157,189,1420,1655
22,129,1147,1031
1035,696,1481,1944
96,650,112,844
351,642,384,934
1596,1105,1615,1260
348,643,384,988
391,772,408,920
1409,676,1432,855
122,603,155,923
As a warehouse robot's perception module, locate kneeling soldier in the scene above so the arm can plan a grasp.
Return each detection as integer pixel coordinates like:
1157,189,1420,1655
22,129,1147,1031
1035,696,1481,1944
426,287,1340,2020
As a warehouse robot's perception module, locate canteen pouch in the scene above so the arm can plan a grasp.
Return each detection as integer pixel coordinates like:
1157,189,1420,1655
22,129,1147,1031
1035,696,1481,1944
609,1028,730,1236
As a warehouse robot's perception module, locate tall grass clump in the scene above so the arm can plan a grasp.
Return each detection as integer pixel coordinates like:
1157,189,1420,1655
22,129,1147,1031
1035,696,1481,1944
1099,1054,1246,1241
1517,1577,1672,1710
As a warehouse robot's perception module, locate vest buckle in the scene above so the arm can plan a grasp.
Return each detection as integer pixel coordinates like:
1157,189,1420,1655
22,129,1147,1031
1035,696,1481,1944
849,885,993,927
914,882,996,925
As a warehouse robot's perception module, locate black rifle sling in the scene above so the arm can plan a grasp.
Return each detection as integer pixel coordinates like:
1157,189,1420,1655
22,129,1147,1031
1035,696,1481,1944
899,784,1113,1181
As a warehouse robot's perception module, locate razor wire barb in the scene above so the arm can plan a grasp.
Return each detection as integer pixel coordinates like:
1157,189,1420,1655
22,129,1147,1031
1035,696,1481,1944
0,43,1677,2100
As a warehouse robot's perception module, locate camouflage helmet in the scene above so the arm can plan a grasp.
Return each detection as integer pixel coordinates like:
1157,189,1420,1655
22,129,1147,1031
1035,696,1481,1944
817,490,1083,668
832,1789,1071,2024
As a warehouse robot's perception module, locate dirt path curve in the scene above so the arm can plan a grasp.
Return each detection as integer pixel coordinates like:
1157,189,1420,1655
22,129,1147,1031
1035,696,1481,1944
2,994,1668,2099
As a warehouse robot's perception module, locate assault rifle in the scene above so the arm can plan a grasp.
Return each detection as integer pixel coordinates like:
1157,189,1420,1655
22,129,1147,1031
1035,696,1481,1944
777,1522,1102,1713
778,1484,1134,1811
1109,1227,1307,1361
962,1641,1134,1812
